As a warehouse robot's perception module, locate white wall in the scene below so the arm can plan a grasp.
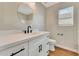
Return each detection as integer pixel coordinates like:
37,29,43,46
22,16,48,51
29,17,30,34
46,2,79,52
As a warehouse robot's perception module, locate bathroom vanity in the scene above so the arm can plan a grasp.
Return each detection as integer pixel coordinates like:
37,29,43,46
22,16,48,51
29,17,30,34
0,32,49,56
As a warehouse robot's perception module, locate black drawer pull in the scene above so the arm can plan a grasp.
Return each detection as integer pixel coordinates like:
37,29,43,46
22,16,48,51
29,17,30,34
10,48,25,56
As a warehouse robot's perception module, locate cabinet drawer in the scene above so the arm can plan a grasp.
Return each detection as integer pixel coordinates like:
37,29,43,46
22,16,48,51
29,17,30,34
0,42,28,56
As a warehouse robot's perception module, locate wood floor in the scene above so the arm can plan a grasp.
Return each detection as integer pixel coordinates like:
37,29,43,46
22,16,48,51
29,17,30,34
48,47,78,56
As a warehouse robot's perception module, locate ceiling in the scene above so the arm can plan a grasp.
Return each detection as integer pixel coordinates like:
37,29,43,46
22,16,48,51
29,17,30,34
41,2,59,8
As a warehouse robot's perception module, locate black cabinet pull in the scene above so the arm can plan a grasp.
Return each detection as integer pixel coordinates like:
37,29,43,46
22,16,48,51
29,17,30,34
39,44,42,53
10,48,25,56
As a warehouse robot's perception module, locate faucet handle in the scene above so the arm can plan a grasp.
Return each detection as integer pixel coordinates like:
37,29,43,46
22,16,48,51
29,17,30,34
30,30,32,33
23,30,27,34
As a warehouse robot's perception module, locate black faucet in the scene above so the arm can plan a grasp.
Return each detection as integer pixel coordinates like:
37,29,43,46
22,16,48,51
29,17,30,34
27,25,32,33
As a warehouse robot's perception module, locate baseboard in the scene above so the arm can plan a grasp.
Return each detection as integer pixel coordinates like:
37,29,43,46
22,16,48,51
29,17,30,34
56,44,78,54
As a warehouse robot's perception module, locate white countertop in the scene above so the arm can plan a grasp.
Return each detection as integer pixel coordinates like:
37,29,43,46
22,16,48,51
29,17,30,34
0,31,49,51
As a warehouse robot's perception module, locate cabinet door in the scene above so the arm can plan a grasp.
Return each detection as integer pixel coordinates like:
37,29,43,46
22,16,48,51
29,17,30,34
39,37,49,56
42,41,49,56
29,42,42,56
29,34,49,56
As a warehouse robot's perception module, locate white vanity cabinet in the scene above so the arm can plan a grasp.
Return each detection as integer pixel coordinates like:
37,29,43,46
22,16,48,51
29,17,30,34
0,41,29,56
29,34,49,56
0,32,49,56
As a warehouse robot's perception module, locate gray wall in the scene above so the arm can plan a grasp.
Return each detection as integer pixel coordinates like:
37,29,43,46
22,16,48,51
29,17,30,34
46,2,79,52
0,2,20,30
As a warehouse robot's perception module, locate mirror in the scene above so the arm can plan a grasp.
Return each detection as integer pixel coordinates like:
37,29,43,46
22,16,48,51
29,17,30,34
17,3,34,26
